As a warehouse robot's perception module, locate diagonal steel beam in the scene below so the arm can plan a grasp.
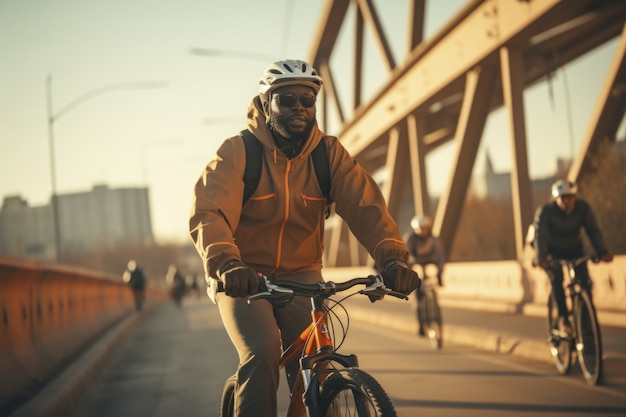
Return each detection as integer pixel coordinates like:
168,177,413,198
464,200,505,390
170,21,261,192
435,64,498,255
570,22,626,182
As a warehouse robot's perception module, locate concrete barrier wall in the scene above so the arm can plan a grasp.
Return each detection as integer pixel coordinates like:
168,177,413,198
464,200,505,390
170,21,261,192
0,255,167,413
322,256,626,322
1,255,622,412
440,255,626,318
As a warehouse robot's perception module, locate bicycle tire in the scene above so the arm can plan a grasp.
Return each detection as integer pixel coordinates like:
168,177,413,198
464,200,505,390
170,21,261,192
574,291,603,385
219,375,237,417
424,288,443,349
547,294,572,375
318,368,398,417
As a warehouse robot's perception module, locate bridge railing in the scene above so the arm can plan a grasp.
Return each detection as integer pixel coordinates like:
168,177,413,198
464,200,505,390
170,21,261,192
322,255,626,325
2,254,624,413
428,255,626,325
0,255,167,414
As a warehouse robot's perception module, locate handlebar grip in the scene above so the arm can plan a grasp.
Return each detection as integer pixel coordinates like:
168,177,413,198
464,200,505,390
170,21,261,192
215,275,268,294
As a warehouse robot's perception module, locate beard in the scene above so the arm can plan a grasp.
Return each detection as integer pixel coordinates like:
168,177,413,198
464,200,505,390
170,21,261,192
267,111,315,142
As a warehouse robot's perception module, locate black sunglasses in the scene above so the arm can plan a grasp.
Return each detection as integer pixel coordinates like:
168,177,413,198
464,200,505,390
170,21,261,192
274,93,316,108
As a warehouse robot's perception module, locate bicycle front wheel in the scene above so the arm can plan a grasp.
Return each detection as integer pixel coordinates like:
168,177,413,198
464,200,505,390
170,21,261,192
219,375,237,417
424,288,443,349
574,291,603,385
319,368,398,417
547,294,572,375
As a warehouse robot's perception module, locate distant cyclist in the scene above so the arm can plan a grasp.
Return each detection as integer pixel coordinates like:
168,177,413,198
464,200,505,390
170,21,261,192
406,215,445,336
533,179,613,334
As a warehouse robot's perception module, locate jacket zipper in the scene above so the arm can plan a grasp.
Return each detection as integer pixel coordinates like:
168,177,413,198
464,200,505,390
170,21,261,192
274,160,291,272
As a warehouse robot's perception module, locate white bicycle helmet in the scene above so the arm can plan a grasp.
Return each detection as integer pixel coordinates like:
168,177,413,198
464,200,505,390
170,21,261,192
411,215,433,234
551,179,577,197
258,59,323,96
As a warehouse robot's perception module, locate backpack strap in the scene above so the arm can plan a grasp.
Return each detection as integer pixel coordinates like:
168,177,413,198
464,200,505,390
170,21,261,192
311,137,331,202
240,129,262,206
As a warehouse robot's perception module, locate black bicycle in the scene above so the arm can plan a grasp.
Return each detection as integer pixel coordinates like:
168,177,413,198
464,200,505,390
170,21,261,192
414,264,443,349
219,274,408,417
545,256,603,385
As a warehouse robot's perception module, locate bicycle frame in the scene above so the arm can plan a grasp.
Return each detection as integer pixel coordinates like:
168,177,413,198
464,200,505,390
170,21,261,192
411,264,443,349
559,256,593,320
547,255,592,316
281,296,360,417
219,275,404,417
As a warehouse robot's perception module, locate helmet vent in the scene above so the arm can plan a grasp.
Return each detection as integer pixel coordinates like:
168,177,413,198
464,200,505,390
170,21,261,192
258,60,324,95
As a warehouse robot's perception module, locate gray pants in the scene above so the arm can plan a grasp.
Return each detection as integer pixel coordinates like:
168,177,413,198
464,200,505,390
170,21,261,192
216,271,322,417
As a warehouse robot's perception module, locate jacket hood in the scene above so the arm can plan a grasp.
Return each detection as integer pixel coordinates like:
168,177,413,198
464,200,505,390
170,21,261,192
245,96,324,161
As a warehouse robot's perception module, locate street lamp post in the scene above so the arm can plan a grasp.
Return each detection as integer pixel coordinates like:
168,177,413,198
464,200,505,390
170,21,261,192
189,47,277,63
46,75,62,262
189,47,280,127
46,75,167,262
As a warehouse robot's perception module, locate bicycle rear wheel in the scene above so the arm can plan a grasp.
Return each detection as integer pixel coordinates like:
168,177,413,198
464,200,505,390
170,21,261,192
219,375,237,417
424,288,443,349
319,368,398,417
547,294,572,375
574,291,603,385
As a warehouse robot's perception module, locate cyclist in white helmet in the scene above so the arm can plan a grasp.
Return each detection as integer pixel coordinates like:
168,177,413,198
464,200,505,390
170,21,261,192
189,59,420,417
533,179,613,334
406,215,445,336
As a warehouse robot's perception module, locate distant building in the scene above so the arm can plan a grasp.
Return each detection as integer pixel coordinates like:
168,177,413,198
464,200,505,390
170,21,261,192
0,184,154,261
472,151,571,200
0,195,55,260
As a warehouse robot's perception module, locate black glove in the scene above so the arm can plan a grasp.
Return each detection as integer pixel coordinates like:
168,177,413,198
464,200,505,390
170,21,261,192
218,259,259,298
600,253,613,263
381,259,421,295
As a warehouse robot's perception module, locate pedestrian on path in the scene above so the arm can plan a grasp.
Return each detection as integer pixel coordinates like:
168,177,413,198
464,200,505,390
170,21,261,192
123,260,146,312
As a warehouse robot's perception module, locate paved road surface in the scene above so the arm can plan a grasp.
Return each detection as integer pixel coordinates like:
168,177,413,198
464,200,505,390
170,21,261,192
8,293,626,417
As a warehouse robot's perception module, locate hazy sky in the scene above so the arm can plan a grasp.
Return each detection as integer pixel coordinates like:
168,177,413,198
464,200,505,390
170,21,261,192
0,0,622,243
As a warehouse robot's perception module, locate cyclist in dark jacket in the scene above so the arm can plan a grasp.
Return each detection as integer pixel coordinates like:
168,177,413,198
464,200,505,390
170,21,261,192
406,215,445,336
533,179,613,334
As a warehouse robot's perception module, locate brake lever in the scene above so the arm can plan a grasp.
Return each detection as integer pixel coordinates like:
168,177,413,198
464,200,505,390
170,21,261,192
247,277,294,304
359,276,409,302
387,290,410,300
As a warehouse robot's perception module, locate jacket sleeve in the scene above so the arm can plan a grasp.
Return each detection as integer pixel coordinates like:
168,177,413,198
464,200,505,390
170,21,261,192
433,237,445,269
533,204,549,261
406,234,417,265
189,136,246,280
325,137,409,269
581,200,610,256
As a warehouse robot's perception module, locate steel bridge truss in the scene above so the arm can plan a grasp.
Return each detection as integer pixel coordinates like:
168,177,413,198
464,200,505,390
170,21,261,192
307,0,626,266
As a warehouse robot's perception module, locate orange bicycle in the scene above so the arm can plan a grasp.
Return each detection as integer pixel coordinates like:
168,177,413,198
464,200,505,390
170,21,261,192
219,274,407,417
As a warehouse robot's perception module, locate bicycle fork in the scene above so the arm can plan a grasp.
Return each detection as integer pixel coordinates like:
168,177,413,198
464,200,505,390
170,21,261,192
297,298,360,416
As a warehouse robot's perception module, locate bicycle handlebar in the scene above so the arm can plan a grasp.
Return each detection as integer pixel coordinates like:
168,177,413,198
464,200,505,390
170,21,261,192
249,274,409,303
533,255,601,269
547,255,599,268
217,274,409,303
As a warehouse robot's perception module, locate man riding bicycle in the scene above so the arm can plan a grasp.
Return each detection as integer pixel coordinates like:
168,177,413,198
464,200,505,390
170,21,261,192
189,59,420,417
533,179,613,335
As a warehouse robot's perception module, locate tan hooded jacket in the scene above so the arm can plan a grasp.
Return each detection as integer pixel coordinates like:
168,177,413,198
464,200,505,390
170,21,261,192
189,96,408,293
